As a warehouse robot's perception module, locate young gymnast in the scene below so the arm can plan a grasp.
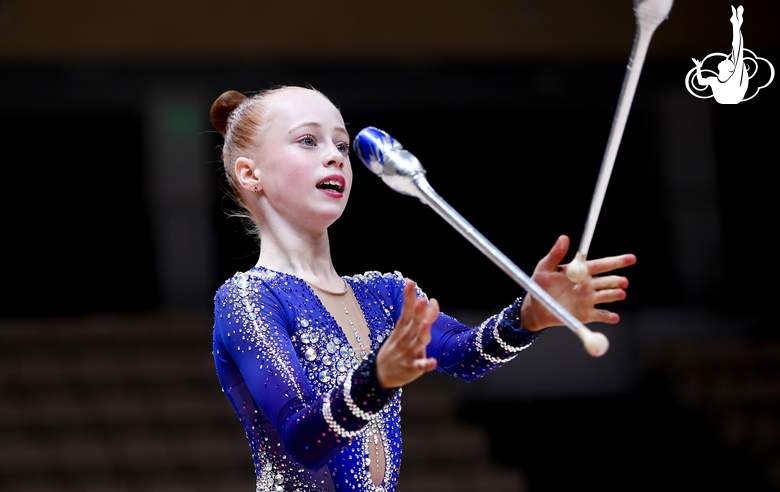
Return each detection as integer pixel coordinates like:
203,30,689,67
210,86,636,492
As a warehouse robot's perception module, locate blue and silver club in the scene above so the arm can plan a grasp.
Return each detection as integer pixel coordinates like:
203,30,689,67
353,127,609,357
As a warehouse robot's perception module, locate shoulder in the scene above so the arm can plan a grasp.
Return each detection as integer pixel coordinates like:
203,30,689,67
215,268,282,302
214,268,290,327
347,270,428,301
347,270,404,291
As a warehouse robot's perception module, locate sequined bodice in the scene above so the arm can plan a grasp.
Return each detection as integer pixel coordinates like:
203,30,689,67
213,268,539,492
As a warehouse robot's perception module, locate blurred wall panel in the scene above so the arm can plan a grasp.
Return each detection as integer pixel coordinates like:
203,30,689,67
0,0,776,62
0,108,157,315
659,90,724,302
145,88,215,306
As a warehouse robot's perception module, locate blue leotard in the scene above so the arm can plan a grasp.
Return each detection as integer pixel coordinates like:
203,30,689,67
213,267,539,492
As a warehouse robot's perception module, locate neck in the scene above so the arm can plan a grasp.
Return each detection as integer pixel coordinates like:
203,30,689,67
255,217,342,290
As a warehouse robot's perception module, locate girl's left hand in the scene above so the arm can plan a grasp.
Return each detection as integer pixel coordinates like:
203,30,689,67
376,281,440,389
520,235,637,332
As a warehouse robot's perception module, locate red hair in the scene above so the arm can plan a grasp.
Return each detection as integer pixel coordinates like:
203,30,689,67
210,86,328,232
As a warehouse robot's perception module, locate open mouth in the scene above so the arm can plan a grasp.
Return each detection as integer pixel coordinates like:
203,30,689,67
316,179,345,193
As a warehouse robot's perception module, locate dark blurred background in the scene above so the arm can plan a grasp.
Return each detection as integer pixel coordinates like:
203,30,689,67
1,0,778,490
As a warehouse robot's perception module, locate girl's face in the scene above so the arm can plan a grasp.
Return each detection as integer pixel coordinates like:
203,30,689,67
253,89,352,232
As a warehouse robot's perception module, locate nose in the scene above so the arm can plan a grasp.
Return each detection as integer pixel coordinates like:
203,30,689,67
324,143,345,169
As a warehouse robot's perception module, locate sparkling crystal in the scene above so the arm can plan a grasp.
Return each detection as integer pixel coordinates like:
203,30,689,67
304,348,317,361
221,269,419,490
245,304,254,313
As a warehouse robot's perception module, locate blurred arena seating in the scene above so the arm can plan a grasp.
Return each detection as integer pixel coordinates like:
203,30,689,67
0,312,525,492
644,337,780,489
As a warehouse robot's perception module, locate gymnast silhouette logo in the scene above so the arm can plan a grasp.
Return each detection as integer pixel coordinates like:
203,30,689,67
685,5,774,104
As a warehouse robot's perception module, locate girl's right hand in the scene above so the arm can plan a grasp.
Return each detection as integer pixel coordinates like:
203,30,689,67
376,281,439,389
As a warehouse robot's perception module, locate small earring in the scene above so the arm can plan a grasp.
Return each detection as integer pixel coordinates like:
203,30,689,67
254,185,258,194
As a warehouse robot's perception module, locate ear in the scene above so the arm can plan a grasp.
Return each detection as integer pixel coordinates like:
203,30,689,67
235,157,262,193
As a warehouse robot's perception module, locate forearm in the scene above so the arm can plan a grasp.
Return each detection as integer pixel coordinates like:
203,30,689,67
215,273,397,471
428,296,541,381
278,352,398,469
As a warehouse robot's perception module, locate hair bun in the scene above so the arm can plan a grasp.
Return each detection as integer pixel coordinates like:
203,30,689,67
211,90,249,135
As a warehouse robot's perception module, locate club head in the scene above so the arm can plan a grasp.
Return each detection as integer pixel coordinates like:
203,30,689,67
353,126,427,199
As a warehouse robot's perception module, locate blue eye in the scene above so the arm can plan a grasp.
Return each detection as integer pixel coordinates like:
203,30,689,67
301,135,316,146
336,143,349,154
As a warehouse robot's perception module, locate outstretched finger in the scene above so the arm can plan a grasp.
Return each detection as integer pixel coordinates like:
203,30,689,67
586,254,636,276
415,298,439,348
395,281,418,334
412,357,437,372
591,309,620,324
592,288,627,305
410,297,429,332
426,298,440,324
590,275,629,291
397,287,433,348
535,235,570,273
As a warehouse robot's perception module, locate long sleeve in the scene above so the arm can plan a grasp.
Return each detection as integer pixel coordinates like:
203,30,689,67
375,272,542,382
213,272,396,471
214,268,541,491
428,299,539,381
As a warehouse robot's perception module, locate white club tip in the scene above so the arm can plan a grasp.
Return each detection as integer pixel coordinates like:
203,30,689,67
566,252,589,283
636,0,674,22
576,326,610,357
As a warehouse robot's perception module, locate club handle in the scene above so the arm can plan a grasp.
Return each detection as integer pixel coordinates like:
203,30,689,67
576,2,671,260
414,176,607,356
